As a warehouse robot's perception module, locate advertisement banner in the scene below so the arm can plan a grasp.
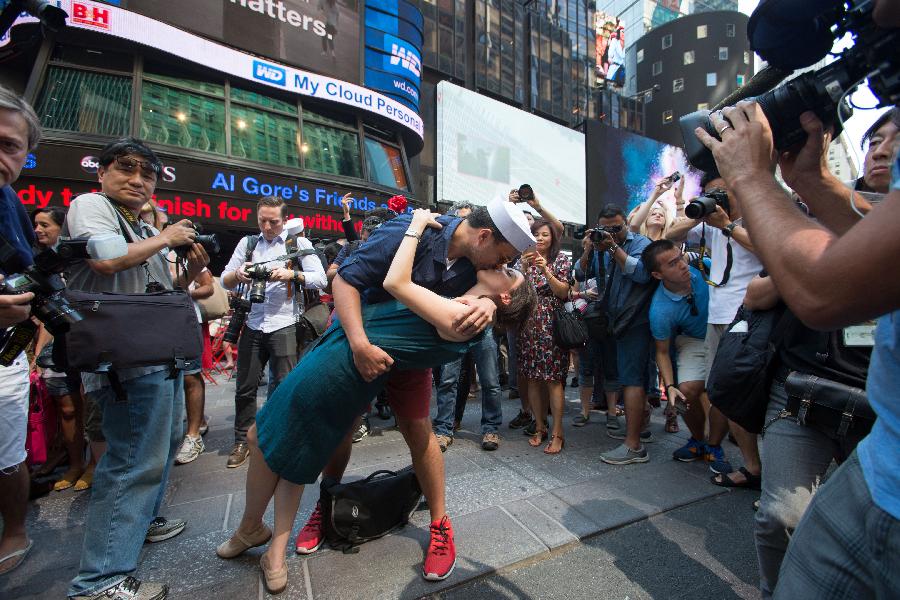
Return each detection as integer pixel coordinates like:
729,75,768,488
595,12,625,87
364,1,423,111
2,1,423,139
119,0,360,85
16,144,409,234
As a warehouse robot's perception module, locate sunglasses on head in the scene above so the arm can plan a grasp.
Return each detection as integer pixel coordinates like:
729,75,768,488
686,293,699,317
114,156,160,179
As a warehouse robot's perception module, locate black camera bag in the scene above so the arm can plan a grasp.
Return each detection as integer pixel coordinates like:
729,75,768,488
782,371,875,442
319,466,423,554
63,289,202,374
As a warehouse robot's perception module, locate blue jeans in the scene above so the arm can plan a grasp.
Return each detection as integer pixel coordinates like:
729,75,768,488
773,451,900,599
69,370,184,597
433,328,502,436
615,323,652,388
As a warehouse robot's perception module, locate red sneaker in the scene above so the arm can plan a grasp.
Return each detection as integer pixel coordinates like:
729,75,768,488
423,515,456,581
294,501,324,555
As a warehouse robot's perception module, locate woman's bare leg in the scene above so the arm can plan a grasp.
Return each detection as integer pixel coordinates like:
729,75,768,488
238,425,280,532
263,478,304,570
547,381,565,450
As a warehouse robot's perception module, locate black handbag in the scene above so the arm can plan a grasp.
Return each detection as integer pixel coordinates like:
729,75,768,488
781,371,876,441
320,465,423,554
605,256,657,338
553,300,588,350
63,289,203,373
582,302,610,340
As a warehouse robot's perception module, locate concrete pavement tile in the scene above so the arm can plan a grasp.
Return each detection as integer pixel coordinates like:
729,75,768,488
522,492,600,540
442,464,542,518
167,463,250,505
307,506,547,600
0,565,74,600
0,528,82,594
163,493,230,539
500,499,578,550
25,486,91,532
169,576,261,600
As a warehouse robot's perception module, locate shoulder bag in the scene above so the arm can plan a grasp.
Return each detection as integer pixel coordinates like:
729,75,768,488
778,371,875,443
197,276,229,322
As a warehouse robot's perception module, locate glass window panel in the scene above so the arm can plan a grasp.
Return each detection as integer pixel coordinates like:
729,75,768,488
35,66,132,136
662,110,673,124
143,66,224,97
140,81,226,154
302,121,361,178
697,102,709,110
231,105,299,167
719,46,729,60
50,44,133,72
302,104,356,128
684,50,695,65
365,138,408,190
706,72,717,86
697,24,707,39
231,87,298,115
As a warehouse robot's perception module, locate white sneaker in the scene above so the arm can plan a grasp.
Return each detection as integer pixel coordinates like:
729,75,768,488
175,435,204,465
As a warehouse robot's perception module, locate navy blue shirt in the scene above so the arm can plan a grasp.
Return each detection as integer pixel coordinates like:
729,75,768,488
0,186,34,272
337,214,477,305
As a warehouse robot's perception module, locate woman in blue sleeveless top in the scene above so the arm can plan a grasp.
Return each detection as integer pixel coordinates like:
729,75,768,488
216,209,535,589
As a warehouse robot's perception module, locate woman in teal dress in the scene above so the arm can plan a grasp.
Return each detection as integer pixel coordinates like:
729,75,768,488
216,209,535,591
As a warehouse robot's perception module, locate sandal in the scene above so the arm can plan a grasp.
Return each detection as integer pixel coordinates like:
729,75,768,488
710,467,761,490
53,467,86,492
0,539,33,575
543,435,564,455
528,429,548,447
664,407,679,434
73,466,95,492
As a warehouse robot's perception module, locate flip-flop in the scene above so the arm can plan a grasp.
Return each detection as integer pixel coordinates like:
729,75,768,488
0,539,33,575
710,467,761,490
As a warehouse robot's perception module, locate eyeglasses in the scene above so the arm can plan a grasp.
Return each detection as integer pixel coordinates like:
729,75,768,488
599,224,624,234
114,156,160,180
686,293,699,317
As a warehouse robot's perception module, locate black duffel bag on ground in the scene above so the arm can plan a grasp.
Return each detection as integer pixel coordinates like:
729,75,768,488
320,465,423,553
63,289,203,373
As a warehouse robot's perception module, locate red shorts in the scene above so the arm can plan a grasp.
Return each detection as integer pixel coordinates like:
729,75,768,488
384,368,432,421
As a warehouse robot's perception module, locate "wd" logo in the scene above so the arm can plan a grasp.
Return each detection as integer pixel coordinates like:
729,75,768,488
389,44,421,79
252,60,286,86
72,2,110,30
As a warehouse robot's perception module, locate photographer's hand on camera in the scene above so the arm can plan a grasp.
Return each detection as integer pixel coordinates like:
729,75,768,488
704,205,731,230
0,283,33,327
268,267,297,283
182,242,210,285
162,219,197,249
695,101,778,190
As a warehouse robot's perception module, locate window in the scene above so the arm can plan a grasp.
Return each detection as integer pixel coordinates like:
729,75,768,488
637,48,644,63
673,78,684,93
364,137,408,190
302,106,362,178
744,51,751,65
697,102,709,111
719,47,729,60
697,24,707,39
140,80,226,154
644,89,653,103
652,61,662,76
662,34,672,50
662,110,673,124
230,104,299,167
736,74,746,86
683,50,695,65
726,23,736,38
35,67,132,136
706,72,717,86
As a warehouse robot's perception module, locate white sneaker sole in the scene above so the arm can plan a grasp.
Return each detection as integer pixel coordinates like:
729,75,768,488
295,539,323,555
423,556,457,581
145,522,186,543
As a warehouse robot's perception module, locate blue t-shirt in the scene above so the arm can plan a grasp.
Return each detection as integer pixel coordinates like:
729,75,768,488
857,155,900,520
649,266,709,341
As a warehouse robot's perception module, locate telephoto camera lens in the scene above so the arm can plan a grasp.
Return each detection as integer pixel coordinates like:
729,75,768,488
684,196,719,220
222,297,252,344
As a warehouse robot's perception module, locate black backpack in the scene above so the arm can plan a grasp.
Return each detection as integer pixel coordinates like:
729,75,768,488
319,466,423,553
706,304,793,433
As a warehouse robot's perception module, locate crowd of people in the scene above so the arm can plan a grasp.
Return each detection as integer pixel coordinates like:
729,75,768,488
2,4,900,595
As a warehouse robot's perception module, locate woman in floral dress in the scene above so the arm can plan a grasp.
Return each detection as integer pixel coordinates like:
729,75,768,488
517,218,572,454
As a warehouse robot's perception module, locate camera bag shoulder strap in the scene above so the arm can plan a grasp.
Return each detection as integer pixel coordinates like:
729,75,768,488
698,223,733,288
244,234,260,263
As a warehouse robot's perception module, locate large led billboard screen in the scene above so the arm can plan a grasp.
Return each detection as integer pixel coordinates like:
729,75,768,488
595,12,625,86
120,0,360,84
585,121,700,223
437,81,586,225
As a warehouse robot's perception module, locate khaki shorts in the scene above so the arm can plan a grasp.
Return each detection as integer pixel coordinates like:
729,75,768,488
674,335,707,384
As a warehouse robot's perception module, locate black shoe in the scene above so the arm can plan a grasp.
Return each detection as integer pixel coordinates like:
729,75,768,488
508,410,532,429
570,376,579,388
352,417,370,443
376,403,393,420
508,389,520,400
226,442,249,468
523,419,537,436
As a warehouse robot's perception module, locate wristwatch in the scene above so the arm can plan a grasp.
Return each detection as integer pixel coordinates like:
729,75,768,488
722,222,738,238
607,243,620,254
404,228,422,241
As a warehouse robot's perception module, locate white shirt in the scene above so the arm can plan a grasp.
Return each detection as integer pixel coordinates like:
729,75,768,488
222,233,327,333
688,222,762,325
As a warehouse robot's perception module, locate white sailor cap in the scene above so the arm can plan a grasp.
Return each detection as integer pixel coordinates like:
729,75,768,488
486,198,536,252
284,217,304,235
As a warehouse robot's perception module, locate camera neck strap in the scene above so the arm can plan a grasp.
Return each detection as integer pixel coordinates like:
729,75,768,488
99,194,168,292
698,223,733,288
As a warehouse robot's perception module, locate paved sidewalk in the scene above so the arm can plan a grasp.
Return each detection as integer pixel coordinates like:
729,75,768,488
2,376,750,600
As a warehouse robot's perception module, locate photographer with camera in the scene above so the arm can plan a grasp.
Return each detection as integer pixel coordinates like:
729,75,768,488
666,171,764,485
63,137,209,600
220,196,326,469
0,87,40,577
691,2,900,594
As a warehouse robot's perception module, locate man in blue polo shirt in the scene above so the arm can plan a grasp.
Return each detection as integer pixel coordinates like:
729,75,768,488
643,239,712,464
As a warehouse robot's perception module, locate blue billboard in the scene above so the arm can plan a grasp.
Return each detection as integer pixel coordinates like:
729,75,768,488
364,0,423,112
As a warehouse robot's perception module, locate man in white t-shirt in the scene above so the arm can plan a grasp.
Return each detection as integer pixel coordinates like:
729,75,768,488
667,170,763,485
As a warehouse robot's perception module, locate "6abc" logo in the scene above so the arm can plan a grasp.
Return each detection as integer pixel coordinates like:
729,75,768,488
80,155,100,174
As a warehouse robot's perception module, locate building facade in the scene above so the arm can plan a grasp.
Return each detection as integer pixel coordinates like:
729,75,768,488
634,10,753,146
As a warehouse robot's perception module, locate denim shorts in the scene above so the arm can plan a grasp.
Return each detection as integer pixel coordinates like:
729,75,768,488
615,323,652,388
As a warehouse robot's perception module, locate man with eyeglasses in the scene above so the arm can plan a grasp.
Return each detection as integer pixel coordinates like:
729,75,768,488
591,204,656,466
642,239,713,466
666,170,763,486
65,138,209,600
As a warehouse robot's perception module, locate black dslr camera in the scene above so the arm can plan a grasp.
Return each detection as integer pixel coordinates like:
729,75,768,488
685,189,731,220
247,264,272,304
222,295,252,344
680,0,900,172
165,222,221,259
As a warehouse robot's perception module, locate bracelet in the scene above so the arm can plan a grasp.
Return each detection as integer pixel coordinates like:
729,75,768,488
404,229,422,241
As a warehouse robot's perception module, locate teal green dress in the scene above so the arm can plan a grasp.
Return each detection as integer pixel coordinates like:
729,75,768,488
256,299,480,484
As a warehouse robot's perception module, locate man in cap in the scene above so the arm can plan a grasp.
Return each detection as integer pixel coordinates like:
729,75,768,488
291,200,533,581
